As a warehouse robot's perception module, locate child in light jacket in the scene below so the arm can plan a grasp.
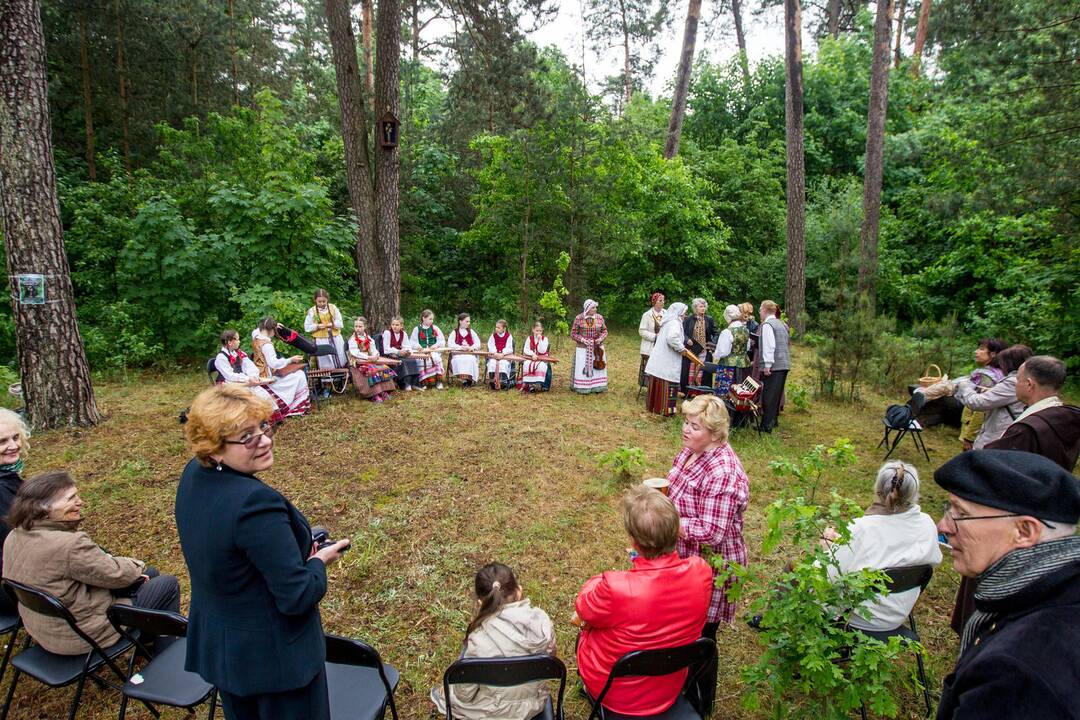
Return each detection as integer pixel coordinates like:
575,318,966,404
430,563,557,720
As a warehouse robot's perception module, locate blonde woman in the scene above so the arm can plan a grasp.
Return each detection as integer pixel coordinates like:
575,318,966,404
666,393,749,716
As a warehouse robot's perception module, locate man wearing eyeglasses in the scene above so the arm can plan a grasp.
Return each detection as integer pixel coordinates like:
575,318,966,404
934,449,1080,719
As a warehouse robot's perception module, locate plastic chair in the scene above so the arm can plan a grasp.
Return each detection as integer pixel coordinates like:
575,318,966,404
0,612,21,686
325,633,400,720
106,604,217,720
852,565,934,719
585,638,716,720
0,580,153,720
442,654,566,720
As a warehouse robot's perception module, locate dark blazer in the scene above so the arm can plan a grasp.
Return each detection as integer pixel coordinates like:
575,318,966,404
682,314,718,357
175,458,327,696
985,404,1080,472
0,468,21,614
937,559,1080,719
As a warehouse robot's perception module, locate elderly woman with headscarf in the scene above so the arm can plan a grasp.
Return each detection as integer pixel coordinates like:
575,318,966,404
680,298,717,392
644,302,688,416
638,293,665,391
709,305,752,395
570,299,609,394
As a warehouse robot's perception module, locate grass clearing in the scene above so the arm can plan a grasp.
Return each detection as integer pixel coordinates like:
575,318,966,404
7,329,984,718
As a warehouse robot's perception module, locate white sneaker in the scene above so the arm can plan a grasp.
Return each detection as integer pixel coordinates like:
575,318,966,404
405,385,414,391
436,382,445,390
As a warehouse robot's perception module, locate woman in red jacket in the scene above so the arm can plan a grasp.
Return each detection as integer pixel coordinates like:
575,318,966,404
574,486,713,716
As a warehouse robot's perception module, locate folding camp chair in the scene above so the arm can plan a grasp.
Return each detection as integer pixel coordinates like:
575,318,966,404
442,654,566,720
325,633,400,720
585,638,716,720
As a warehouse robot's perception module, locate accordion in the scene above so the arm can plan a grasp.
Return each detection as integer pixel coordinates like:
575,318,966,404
728,376,761,413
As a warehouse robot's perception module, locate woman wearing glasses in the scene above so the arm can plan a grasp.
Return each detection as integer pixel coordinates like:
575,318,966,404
176,384,350,720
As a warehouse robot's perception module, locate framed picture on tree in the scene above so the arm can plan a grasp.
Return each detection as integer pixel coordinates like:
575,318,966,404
15,274,45,306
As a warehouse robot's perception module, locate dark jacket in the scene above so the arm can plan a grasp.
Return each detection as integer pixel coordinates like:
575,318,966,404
175,459,327,696
682,315,718,358
936,560,1080,719
986,404,1080,472
0,469,22,613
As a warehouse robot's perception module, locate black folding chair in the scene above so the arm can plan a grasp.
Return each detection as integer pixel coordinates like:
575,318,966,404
205,357,219,385
0,580,155,720
106,604,217,720
585,638,716,720
0,611,21,686
442,654,566,720
851,565,934,719
325,633,400,720
877,402,931,462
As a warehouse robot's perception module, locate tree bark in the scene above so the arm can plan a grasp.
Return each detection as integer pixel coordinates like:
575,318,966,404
362,0,375,98
228,0,239,105
619,0,632,104
731,0,751,95
77,0,96,180
372,0,402,330
0,0,101,429
893,0,906,68
663,0,702,159
826,0,841,38
113,0,130,171
325,0,381,321
911,0,931,77
410,0,420,62
784,0,806,337
858,0,893,305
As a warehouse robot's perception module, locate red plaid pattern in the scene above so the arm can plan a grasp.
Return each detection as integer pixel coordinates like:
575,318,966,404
667,444,750,624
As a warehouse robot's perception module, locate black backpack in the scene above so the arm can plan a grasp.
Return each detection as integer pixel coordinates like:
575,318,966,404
885,403,914,429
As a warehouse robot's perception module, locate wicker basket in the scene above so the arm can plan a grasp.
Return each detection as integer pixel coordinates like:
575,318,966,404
918,364,943,388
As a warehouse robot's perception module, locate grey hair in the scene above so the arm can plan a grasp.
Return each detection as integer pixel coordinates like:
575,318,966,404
1039,522,1077,541
874,460,919,513
0,408,30,452
691,298,707,311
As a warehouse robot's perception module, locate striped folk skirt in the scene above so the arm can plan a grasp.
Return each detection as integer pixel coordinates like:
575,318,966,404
645,375,678,416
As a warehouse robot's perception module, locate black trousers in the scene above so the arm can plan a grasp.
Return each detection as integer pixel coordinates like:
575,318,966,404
685,621,720,718
760,369,788,431
219,667,330,720
132,568,182,650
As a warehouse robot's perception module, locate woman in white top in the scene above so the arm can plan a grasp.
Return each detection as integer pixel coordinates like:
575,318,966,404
643,302,687,416
826,461,942,632
521,321,551,392
486,319,515,390
302,289,346,369
638,293,665,389
447,313,483,387
249,318,311,419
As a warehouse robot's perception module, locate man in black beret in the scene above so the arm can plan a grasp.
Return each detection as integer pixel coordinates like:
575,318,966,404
935,449,1080,719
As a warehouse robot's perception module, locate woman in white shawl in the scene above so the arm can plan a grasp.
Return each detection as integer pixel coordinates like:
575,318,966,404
644,302,687,416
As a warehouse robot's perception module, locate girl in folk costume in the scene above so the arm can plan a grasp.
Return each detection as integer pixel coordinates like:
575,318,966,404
447,313,483,387
708,304,752,395
429,563,556,720
570,299,608,394
410,309,446,390
303,289,346,369
249,317,312,420
348,317,397,403
521,321,551,393
645,303,688,416
382,316,421,391
486,319,515,390
638,293,665,390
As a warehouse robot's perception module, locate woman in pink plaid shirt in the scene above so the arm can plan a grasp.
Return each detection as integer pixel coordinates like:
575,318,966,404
667,393,750,714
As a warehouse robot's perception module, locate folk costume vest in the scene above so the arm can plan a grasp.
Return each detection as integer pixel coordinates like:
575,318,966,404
716,325,751,368
309,304,340,339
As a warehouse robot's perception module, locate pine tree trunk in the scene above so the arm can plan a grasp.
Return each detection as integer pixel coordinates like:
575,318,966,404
411,0,420,62
0,0,101,429
228,0,239,105
911,0,931,78
77,0,96,180
371,0,402,331
113,0,130,171
784,0,806,337
362,0,375,98
731,0,751,95
826,0,841,38
325,0,380,322
858,0,893,305
619,0,632,105
893,0,906,68
664,0,702,159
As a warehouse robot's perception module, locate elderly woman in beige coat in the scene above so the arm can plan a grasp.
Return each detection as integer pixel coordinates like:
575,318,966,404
2,471,180,655
431,563,556,720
